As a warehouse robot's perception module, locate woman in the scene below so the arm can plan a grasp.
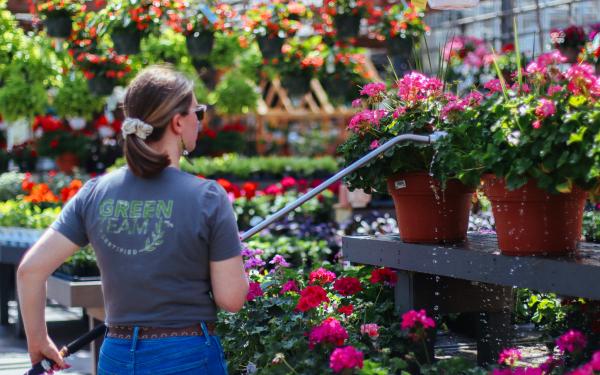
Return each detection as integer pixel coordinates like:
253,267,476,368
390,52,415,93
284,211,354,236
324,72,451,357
17,65,248,374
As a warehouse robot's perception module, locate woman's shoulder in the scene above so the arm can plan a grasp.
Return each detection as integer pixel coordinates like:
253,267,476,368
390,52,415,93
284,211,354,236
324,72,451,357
166,169,226,197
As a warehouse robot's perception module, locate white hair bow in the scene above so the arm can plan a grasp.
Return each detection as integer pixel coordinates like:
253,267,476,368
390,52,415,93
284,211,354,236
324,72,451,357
121,118,154,140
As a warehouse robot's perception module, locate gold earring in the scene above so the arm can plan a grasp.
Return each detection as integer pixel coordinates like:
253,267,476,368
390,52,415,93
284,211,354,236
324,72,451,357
180,137,189,156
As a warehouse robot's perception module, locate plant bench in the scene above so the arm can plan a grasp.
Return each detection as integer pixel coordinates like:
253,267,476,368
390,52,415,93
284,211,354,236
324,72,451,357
341,233,600,365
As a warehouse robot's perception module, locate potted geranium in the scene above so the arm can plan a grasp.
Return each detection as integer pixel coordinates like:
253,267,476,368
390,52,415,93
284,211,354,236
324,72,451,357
243,1,310,59
269,36,325,99
321,0,373,39
475,51,600,255
583,26,600,75
33,115,92,174
53,71,106,130
373,3,428,57
35,0,82,38
182,4,236,58
99,0,185,55
550,25,586,64
338,74,483,243
73,50,132,96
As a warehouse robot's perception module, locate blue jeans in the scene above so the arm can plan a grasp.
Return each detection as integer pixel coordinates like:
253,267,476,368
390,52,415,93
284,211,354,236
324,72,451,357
98,323,228,375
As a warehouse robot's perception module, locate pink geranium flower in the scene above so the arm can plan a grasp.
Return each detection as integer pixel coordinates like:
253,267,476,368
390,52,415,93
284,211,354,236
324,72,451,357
360,82,386,97
396,72,443,103
535,98,556,118
369,140,380,150
401,309,436,330
269,255,290,268
360,323,380,339
309,267,336,285
484,79,503,94
279,279,299,294
308,317,348,348
556,329,587,353
329,346,364,373
498,348,522,367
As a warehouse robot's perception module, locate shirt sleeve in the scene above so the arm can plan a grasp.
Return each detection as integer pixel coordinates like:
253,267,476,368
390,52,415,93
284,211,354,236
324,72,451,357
207,182,242,261
50,179,96,247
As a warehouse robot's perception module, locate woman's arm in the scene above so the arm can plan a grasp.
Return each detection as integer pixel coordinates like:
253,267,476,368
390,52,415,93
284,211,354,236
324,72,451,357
210,255,248,313
17,228,81,368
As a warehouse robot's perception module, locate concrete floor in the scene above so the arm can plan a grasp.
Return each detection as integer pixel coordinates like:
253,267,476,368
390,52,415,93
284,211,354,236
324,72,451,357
0,301,92,375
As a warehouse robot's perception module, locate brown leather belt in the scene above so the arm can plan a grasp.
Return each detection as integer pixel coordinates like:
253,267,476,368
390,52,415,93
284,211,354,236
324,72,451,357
106,323,216,340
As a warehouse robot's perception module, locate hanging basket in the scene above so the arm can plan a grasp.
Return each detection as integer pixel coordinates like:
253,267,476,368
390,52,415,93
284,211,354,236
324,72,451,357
87,76,116,96
186,31,215,58
334,14,361,39
111,28,143,55
386,36,415,57
281,73,312,99
257,35,285,59
322,77,355,105
45,13,72,38
428,0,479,9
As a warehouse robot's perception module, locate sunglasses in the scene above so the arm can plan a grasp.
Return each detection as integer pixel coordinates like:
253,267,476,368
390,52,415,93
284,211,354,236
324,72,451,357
194,104,207,121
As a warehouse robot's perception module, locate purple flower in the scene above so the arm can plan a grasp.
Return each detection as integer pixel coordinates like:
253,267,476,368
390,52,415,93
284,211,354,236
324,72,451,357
244,256,266,270
556,329,587,353
269,255,290,268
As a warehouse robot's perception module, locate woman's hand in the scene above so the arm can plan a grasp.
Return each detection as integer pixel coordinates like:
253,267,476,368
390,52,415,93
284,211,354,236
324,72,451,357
27,335,68,370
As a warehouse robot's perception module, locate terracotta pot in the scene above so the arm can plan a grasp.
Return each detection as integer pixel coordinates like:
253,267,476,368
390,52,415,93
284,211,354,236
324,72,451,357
387,172,473,243
55,153,79,174
482,175,587,256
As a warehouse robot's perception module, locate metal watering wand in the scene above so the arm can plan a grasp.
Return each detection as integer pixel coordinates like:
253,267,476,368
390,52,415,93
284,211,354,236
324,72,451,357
25,131,447,375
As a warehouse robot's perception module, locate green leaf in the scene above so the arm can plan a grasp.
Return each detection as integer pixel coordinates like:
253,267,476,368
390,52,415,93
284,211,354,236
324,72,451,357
567,126,587,145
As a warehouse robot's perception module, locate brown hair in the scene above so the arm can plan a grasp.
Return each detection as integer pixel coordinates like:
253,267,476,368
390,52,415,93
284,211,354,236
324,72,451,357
123,65,194,178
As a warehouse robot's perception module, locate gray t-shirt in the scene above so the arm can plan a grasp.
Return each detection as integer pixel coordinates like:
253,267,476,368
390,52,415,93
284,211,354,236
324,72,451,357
51,166,241,327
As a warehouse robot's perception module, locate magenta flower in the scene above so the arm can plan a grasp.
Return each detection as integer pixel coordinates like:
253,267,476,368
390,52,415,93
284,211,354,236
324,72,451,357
484,79,503,94
539,355,563,373
360,323,380,339
591,350,600,370
537,51,567,66
392,106,406,119
556,329,587,353
535,99,556,118
396,72,443,103
329,346,364,373
566,364,595,375
360,82,386,97
565,63,599,96
401,309,436,330
279,279,299,294
464,90,484,105
498,348,522,367
347,109,387,134
441,100,466,120
547,85,563,96
532,119,542,129
526,61,546,76
269,255,290,268
351,98,362,108
246,282,263,301
401,309,435,341
369,140,380,150
308,317,348,349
